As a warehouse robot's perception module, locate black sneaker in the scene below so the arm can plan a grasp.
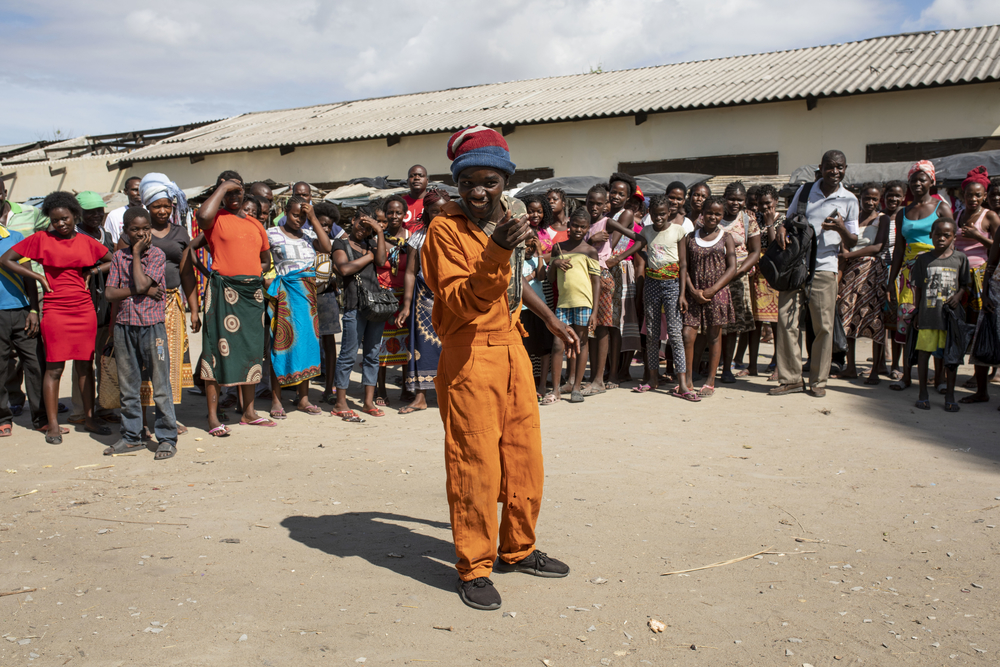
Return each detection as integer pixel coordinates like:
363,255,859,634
494,550,570,578
456,577,501,611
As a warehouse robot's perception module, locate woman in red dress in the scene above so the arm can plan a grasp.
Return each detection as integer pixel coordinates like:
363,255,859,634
0,192,113,444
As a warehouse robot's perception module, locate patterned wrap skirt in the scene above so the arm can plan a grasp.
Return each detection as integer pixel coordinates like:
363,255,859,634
141,288,193,406
838,255,888,343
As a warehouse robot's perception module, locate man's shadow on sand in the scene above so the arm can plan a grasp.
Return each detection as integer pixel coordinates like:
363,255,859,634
281,512,457,591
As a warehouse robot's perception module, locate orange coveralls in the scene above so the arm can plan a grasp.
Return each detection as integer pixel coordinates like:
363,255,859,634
422,202,543,581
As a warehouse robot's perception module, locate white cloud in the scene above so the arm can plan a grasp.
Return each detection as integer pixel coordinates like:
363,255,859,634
0,0,932,144
904,0,1000,31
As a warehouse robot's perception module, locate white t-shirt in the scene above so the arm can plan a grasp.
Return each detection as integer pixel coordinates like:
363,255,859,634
786,181,860,273
640,224,688,269
103,206,128,244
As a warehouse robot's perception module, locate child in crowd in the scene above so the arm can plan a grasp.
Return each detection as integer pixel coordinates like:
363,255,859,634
312,202,345,404
880,180,908,380
912,218,970,412
548,208,601,404
680,196,737,398
686,183,711,224
375,197,410,406
634,193,694,399
522,232,555,402
104,208,178,459
241,196,262,221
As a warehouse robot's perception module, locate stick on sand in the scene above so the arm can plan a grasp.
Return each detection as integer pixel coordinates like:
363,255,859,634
662,548,773,576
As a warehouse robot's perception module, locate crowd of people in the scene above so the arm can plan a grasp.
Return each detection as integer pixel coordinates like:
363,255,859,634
0,144,998,460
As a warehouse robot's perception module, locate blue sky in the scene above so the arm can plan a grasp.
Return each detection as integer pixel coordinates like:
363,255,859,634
1,0,997,145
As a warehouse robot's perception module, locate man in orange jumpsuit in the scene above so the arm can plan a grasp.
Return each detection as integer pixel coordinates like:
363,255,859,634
423,126,579,610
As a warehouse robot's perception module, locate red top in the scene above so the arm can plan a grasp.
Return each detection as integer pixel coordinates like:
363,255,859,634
203,211,270,276
13,231,108,312
403,194,424,234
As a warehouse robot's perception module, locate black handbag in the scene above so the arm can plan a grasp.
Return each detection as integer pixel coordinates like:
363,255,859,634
345,242,398,322
972,310,1000,365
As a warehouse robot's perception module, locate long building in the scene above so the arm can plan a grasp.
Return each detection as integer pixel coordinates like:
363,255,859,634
3,24,1000,199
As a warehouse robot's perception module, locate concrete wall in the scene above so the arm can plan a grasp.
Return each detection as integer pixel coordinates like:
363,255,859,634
5,82,1000,200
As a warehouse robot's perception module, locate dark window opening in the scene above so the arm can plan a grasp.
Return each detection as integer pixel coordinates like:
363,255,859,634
620,152,779,177
867,136,1000,163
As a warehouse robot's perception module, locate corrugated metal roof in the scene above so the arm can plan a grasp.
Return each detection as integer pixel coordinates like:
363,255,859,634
122,25,1000,163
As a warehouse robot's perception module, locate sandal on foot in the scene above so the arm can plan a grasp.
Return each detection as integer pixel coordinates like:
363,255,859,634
569,390,585,403
889,370,903,381
332,410,365,423
321,393,337,404
944,402,960,412
269,409,288,420
580,385,605,397
208,425,231,437
398,405,427,414
45,434,63,444
736,368,751,377
935,384,947,395
297,404,323,415
361,407,385,417
154,442,177,460
864,375,881,386
888,380,910,391
38,425,69,434
720,372,737,384
374,396,388,407
604,382,619,390
84,423,112,436
631,384,653,394
540,393,560,405
676,390,702,402
239,417,277,427
914,399,931,410
103,439,144,455
0,424,10,437
698,385,716,397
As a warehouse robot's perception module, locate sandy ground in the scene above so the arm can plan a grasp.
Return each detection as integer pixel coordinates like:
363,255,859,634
2,337,999,667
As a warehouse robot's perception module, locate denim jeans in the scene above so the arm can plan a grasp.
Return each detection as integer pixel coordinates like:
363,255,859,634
114,323,177,445
334,309,381,389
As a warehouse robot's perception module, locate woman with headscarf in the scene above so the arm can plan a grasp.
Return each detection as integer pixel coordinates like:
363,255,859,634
395,189,449,414
888,160,954,391
134,173,199,434
955,167,1000,403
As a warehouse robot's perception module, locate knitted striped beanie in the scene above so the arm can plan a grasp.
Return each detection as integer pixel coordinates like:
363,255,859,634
447,126,516,182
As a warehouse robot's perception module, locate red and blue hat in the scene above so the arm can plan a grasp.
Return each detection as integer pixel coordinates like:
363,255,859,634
447,126,516,182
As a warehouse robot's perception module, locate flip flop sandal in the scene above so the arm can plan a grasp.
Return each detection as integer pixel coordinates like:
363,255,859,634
698,385,716,397
935,384,948,395
944,402,961,413
888,370,903,381
361,407,385,417
569,390,585,403
631,384,653,393
888,380,909,391
580,386,605,397
297,405,323,415
208,425,231,437
0,424,10,437
84,423,113,436
604,382,619,390
959,394,989,404
736,369,751,377
399,405,428,414
321,393,337,404
374,396,388,407
103,440,144,456
269,409,288,420
540,393,560,405
239,417,277,427
38,425,70,434
154,442,177,460
677,390,702,403
915,399,931,410
45,434,63,445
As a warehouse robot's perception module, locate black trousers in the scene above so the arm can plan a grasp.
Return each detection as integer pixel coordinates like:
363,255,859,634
0,309,45,428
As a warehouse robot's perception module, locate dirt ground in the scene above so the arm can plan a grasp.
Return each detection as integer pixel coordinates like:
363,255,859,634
2,339,999,667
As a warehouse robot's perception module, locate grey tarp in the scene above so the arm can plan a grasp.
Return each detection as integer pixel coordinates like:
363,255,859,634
515,172,712,199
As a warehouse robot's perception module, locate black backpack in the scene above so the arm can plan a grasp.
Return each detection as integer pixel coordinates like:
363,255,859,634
759,185,817,293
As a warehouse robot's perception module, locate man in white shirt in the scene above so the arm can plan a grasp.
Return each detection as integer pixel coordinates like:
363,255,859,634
770,150,859,398
102,176,142,243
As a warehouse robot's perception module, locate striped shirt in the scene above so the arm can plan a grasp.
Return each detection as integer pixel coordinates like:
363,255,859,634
109,247,166,326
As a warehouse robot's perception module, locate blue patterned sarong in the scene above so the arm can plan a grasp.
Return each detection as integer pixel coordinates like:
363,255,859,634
267,268,321,387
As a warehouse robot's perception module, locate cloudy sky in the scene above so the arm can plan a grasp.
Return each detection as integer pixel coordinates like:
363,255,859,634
2,0,999,145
